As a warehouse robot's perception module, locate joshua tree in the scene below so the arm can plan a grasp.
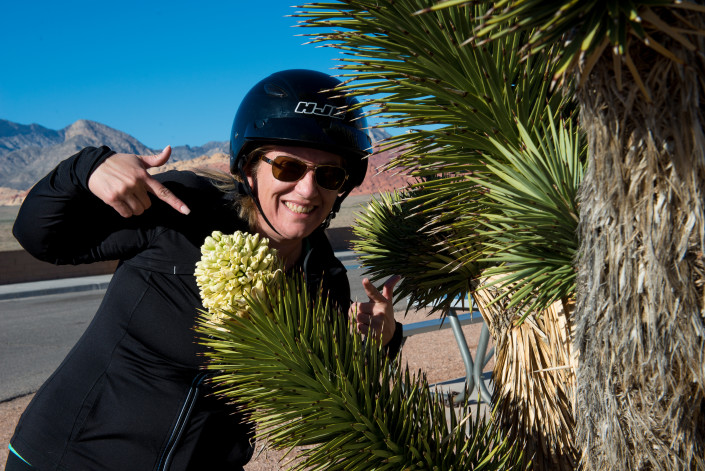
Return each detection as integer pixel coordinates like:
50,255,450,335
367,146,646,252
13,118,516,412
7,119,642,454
297,0,705,468
199,274,524,470
475,2,705,469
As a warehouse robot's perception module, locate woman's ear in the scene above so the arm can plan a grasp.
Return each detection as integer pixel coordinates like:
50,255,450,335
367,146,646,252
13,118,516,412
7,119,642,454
246,164,257,196
245,152,263,194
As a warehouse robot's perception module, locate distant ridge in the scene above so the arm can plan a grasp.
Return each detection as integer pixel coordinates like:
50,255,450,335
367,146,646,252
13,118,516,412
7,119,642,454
0,119,408,204
0,119,229,192
0,119,154,191
0,120,63,155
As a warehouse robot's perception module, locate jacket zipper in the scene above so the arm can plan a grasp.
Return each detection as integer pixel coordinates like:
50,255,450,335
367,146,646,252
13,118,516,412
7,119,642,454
155,372,209,471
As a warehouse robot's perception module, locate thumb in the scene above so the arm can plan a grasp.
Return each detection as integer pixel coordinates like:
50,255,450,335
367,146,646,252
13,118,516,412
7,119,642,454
140,145,172,170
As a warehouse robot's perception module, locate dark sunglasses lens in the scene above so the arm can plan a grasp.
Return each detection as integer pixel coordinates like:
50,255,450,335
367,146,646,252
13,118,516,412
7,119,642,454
315,167,347,191
269,156,347,190
271,157,307,182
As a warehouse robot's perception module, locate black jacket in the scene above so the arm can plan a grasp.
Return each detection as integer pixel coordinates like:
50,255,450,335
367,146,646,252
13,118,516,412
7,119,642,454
10,147,355,470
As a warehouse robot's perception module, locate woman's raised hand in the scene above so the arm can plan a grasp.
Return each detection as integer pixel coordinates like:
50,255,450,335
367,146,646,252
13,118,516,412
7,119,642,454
350,275,401,346
88,146,190,218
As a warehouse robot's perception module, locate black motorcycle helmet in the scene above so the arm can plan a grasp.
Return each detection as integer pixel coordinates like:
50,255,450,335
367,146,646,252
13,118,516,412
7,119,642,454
229,69,371,232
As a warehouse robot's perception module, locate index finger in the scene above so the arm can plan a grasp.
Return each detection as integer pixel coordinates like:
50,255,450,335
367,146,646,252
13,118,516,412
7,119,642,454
381,275,401,300
144,178,191,215
362,275,400,304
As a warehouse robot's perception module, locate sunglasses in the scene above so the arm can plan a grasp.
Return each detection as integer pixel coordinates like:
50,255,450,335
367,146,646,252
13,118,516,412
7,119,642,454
259,154,348,191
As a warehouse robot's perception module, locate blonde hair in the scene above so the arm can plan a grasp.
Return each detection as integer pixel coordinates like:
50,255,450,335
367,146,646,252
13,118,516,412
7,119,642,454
196,151,265,228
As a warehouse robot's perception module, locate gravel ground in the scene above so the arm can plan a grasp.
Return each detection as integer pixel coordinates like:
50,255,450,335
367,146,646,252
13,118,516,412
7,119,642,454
0,307,493,470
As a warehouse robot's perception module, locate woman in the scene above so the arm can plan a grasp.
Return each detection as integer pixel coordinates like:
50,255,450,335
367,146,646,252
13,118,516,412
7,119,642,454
6,69,402,471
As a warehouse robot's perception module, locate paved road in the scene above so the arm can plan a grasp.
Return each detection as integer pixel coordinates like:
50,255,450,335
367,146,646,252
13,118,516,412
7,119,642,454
0,252,405,402
0,291,103,400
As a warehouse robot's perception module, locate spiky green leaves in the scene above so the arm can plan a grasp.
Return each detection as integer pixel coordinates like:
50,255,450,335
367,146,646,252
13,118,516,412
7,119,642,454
353,186,484,316
354,113,584,322
293,0,570,174
471,0,705,97
475,114,584,319
198,275,523,470
294,0,583,322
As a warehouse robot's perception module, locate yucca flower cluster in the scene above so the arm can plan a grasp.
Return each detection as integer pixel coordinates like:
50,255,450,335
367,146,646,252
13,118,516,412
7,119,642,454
195,230,282,323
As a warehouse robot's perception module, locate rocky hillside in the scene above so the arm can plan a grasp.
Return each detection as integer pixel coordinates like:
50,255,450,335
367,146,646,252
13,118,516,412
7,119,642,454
0,120,63,154
0,120,153,191
0,119,409,205
0,119,228,194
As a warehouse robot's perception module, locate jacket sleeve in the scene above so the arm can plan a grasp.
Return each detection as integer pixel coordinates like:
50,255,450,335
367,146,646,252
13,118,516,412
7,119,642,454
13,146,151,265
385,321,404,360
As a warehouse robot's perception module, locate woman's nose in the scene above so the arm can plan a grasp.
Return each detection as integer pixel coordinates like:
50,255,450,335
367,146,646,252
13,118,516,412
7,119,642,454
295,169,318,196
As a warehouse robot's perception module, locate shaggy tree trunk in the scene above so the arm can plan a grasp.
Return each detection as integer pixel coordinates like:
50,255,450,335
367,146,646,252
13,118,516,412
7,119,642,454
574,17,705,470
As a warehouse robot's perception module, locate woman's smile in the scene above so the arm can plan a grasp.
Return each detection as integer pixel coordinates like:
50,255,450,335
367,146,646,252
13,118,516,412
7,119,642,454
283,201,315,214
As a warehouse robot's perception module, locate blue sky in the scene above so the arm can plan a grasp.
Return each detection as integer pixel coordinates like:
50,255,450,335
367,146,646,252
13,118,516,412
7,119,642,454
2,1,359,149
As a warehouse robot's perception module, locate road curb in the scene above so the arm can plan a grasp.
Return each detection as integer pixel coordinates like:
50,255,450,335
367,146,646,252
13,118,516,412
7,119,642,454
0,251,362,301
0,275,113,301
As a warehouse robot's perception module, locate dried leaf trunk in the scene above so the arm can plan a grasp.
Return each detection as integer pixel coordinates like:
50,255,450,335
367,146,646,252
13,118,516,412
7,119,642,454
574,17,705,470
473,279,578,470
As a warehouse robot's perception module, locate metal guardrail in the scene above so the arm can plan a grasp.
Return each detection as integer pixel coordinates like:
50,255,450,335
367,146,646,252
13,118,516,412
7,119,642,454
403,299,494,403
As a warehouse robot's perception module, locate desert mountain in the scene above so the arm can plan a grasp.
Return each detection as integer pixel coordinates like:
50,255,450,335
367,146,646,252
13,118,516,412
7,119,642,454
0,119,153,190
0,120,64,154
0,119,228,191
0,119,408,204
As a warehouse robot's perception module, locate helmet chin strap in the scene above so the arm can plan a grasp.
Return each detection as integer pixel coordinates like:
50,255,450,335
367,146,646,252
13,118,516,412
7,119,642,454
237,158,283,237
321,189,351,230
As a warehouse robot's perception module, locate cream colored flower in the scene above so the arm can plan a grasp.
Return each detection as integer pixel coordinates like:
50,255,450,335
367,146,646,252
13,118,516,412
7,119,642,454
195,230,282,323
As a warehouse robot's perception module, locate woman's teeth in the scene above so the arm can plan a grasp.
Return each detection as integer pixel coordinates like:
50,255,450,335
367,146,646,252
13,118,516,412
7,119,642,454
285,202,314,214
